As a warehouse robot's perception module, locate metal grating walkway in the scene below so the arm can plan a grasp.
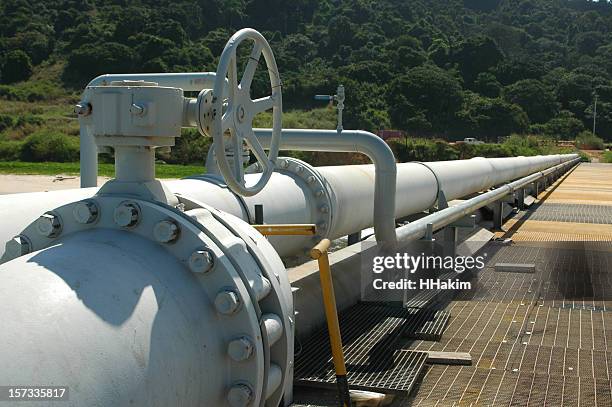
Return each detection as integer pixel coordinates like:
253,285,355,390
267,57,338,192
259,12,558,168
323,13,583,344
403,272,458,309
404,308,450,341
292,164,612,406
407,163,612,406
518,202,612,225
294,303,429,395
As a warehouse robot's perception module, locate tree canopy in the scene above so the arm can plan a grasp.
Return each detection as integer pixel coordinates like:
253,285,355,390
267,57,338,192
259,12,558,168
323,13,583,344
1,0,612,140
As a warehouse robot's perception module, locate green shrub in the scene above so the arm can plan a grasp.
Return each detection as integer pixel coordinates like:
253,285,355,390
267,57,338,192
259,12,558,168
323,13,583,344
0,50,33,84
458,142,512,158
501,134,543,156
0,81,66,102
0,140,22,161
0,114,14,132
15,114,44,127
531,114,585,140
252,108,336,130
160,128,211,165
578,151,592,162
20,131,79,162
65,43,137,85
0,86,19,100
390,138,459,162
602,151,612,164
575,131,605,150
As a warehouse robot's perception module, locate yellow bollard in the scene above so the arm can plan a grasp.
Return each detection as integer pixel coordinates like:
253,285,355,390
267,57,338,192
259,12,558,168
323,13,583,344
311,239,352,407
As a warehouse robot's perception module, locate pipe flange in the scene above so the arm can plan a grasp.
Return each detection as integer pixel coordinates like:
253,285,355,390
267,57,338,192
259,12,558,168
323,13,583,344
247,157,333,241
413,161,443,210
0,195,289,406
176,194,293,406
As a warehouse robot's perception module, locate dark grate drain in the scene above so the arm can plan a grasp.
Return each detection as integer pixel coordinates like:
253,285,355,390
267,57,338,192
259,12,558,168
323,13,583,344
294,303,429,394
404,308,450,341
290,389,340,407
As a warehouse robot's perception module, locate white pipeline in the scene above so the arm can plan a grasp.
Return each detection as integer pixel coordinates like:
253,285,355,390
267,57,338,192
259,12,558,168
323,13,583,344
0,153,578,258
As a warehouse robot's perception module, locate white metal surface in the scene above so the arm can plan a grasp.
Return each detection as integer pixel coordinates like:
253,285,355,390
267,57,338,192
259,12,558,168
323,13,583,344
78,73,228,187
0,192,292,407
0,154,578,259
0,230,222,406
88,82,184,145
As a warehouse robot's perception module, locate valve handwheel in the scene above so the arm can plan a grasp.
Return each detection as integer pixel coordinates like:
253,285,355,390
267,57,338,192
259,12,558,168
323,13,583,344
200,28,282,197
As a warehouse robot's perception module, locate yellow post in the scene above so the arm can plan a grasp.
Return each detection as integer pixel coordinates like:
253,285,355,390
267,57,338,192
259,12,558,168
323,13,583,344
254,224,317,236
311,239,352,407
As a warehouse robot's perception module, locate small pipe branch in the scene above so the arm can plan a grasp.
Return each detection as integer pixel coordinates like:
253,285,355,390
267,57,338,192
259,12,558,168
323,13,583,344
254,128,398,245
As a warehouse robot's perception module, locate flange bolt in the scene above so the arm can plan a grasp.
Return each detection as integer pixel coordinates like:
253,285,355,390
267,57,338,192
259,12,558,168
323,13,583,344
188,249,214,273
5,235,31,258
228,336,254,361
73,201,99,224
114,202,140,227
227,384,253,407
215,290,241,315
37,213,62,237
154,220,179,243
130,103,146,116
74,102,91,116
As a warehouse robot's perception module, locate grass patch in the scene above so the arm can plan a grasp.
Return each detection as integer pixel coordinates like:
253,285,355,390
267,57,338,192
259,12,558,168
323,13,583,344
0,161,205,178
253,107,337,129
603,151,612,164
576,131,605,150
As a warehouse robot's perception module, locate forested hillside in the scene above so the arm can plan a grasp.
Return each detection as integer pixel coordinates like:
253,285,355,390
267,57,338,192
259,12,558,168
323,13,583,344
0,0,611,145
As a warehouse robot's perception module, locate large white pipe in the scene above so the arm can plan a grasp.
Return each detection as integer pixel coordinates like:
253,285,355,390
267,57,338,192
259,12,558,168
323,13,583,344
316,154,573,238
394,158,580,242
0,154,577,258
0,230,226,406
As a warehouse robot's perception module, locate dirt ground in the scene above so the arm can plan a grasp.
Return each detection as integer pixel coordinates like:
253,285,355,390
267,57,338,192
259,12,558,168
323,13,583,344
582,149,605,162
0,174,111,194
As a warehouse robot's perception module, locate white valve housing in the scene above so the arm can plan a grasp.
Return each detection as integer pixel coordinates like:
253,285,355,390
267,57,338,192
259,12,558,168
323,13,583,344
87,80,184,147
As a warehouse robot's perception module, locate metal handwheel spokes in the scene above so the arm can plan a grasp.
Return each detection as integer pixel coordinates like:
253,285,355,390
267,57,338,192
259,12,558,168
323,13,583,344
205,28,282,197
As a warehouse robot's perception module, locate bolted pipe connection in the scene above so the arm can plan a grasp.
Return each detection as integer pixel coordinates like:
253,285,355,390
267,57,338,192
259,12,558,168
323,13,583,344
73,200,99,224
36,213,62,238
114,202,140,228
227,336,254,361
5,235,31,258
227,383,253,407
153,220,179,243
214,290,241,315
188,249,215,273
